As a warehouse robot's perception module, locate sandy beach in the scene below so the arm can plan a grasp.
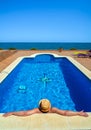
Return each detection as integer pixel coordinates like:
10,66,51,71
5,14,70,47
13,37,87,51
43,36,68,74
0,50,91,72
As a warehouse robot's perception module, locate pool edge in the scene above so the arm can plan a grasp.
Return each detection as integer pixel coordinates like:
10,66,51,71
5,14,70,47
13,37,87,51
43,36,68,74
0,52,91,83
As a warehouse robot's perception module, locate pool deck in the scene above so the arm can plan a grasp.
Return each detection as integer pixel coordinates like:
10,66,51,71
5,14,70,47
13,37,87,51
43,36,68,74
0,113,91,130
0,50,91,72
0,50,91,130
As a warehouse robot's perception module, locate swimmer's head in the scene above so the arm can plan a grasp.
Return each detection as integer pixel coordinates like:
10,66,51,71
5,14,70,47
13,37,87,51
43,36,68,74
39,99,51,113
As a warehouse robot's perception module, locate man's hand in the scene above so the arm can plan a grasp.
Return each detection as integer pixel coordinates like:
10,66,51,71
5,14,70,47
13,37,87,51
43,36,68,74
3,112,13,117
78,110,88,117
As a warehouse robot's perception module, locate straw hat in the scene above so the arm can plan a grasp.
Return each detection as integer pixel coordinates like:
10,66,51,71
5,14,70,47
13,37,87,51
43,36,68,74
39,99,51,112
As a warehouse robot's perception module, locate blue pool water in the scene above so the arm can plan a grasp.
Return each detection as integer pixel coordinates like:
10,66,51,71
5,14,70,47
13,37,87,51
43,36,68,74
0,54,91,112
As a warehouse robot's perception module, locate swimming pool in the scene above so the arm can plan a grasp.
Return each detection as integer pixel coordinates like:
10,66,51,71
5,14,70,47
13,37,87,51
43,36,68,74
0,54,91,113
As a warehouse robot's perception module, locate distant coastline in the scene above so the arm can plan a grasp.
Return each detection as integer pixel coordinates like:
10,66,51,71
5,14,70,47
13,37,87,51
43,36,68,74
0,42,91,50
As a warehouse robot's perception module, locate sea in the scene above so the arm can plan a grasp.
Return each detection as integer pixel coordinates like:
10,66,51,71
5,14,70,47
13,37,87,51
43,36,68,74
0,42,91,50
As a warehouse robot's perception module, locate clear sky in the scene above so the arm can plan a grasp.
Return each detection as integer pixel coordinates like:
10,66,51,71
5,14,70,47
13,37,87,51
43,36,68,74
0,0,91,42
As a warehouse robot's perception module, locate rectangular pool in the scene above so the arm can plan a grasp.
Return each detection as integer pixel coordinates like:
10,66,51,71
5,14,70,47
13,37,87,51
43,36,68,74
0,54,91,112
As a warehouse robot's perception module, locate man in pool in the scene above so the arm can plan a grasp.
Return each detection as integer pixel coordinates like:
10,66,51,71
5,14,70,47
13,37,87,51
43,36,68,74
3,99,88,117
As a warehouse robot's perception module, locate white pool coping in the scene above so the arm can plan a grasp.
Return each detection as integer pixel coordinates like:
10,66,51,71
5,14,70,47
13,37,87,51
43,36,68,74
0,52,91,83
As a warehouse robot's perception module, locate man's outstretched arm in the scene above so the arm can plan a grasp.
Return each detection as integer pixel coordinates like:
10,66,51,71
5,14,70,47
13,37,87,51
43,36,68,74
51,108,88,117
3,108,41,117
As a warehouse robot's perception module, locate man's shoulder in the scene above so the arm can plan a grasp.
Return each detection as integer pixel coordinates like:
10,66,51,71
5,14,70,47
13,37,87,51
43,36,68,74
51,107,58,113
33,108,41,113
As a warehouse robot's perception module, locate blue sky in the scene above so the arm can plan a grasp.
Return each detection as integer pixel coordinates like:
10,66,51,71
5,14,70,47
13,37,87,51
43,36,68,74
0,0,91,42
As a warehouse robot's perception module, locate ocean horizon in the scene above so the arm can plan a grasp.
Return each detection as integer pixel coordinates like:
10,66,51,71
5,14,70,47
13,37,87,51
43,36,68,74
0,42,91,50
